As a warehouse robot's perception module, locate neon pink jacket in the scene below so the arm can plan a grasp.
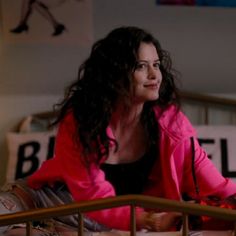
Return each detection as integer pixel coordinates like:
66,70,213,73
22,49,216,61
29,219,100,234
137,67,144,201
27,105,236,230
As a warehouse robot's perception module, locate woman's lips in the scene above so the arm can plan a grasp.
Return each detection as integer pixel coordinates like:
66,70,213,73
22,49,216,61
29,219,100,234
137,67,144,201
144,84,158,89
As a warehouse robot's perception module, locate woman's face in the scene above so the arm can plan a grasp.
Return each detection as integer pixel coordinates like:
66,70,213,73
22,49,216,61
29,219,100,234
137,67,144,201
131,42,162,104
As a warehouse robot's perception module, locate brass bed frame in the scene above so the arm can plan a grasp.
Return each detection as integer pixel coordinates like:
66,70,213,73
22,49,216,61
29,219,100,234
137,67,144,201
1,195,236,236
180,91,236,125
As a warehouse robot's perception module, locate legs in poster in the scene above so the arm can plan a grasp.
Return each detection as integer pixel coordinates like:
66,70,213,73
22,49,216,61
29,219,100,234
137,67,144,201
10,0,66,36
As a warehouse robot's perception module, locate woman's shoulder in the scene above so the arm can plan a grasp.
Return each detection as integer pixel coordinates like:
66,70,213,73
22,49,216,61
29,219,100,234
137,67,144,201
58,110,76,130
153,105,196,140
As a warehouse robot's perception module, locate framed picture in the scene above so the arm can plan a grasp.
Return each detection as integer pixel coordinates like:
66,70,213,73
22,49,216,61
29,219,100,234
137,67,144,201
156,0,236,7
0,1,3,45
1,0,93,45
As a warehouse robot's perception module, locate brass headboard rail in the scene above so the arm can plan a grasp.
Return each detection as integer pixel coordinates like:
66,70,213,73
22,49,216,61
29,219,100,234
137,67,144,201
180,91,236,107
31,91,236,124
180,91,236,125
0,195,236,236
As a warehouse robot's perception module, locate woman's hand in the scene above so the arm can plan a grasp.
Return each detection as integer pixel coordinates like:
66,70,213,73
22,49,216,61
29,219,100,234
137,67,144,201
138,211,182,231
225,194,236,206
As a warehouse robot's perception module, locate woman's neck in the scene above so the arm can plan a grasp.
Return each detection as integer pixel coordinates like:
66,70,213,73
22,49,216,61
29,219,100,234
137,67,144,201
110,103,144,131
107,103,149,164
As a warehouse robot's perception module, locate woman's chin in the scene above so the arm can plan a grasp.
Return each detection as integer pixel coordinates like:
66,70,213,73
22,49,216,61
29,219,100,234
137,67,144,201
148,94,159,101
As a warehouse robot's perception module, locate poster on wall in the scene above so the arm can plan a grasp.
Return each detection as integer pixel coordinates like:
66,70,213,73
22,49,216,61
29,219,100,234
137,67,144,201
0,1,3,44
156,0,236,7
1,0,93,45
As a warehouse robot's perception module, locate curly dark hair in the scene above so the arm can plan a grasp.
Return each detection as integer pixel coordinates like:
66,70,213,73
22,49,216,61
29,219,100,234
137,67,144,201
53,26,180,167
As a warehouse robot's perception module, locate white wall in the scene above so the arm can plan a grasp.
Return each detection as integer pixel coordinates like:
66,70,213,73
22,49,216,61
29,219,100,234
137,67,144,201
0,0,236,185
92,0,236,93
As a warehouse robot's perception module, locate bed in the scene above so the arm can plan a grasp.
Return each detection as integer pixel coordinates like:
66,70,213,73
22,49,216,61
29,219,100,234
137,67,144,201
0,194,236,236
1,91,236,236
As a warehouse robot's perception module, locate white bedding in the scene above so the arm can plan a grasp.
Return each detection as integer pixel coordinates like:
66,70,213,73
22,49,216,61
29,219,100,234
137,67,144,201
1,228,233,236
86,231,233,236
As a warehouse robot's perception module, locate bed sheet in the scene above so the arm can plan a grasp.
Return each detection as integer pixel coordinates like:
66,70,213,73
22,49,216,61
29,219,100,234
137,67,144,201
83,230,233,236
2,228,233,236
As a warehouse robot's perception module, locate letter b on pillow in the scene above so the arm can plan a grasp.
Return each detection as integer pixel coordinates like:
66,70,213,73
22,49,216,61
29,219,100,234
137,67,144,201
6,116,56,182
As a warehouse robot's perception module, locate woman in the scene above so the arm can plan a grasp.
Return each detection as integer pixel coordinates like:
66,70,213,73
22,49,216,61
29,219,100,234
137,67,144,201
3,26,236,232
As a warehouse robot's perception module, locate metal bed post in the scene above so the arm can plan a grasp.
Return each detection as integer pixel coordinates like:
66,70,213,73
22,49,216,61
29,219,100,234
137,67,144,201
204,105,209,125
78,211,84,236
234,222,236,236
26,221,32,236
130,204,136,236
182,214,189,236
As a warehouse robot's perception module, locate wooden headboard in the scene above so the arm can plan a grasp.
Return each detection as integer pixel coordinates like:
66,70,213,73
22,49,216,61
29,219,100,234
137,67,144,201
31,91,236,126
180,91,236,125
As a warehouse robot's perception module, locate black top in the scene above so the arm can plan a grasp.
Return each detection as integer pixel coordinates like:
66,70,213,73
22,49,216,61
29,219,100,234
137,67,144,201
100,145,157,195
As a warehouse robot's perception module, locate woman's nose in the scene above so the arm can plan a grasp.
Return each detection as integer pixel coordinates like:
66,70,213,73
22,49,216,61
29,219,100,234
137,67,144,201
148,66,158,80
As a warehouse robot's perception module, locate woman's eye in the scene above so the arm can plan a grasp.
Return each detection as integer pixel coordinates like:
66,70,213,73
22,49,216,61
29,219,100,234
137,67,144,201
136,63,147,70
153,62,160,69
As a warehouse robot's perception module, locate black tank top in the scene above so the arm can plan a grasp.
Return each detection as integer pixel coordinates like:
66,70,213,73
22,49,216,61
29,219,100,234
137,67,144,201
100,145,156,195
